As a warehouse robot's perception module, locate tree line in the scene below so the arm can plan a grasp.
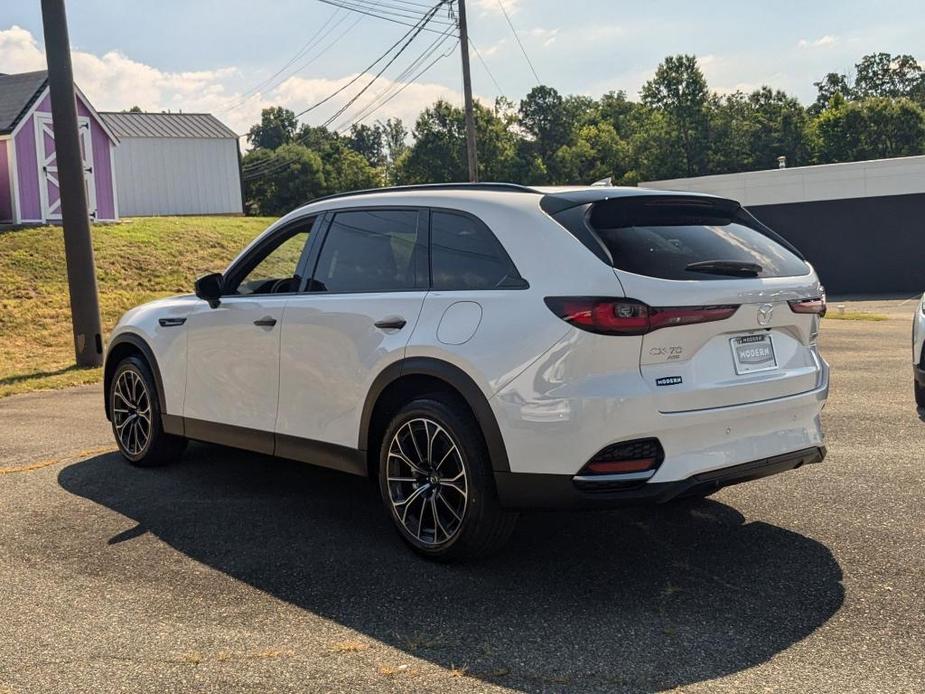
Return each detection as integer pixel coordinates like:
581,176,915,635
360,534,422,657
242,52,925,215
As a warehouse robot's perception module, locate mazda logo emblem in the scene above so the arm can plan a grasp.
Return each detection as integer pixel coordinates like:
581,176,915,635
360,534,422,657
757,303,774,326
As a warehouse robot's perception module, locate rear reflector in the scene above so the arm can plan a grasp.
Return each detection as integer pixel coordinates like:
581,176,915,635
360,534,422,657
586,458,657,474
545,297,738,336
575,439,665,491
788,297,827,317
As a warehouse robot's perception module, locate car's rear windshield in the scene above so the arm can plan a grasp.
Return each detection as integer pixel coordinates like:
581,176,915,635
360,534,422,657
582,196,809,281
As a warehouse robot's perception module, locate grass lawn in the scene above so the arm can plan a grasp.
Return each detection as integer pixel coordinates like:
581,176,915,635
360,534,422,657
0,216,274,398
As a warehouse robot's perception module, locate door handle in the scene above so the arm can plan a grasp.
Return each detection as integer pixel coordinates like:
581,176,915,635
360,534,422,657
254,316,277,327
374,318,407,331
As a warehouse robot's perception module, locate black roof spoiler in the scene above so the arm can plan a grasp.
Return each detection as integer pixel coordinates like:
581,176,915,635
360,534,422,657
540,190,806,261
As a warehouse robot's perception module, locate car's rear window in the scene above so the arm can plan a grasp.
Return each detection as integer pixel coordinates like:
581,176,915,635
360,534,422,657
584,197,810,281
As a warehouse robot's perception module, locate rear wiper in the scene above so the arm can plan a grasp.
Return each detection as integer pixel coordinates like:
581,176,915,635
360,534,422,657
685,260,763,277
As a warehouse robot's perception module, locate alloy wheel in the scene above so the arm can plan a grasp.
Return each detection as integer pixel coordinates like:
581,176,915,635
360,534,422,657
112,369,152,457
386,417,469,546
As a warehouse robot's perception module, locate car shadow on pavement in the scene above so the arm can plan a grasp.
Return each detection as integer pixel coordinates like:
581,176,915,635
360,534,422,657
59,444,844,692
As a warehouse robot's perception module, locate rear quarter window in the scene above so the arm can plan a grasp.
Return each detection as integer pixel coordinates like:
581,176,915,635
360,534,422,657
570,197,809,281
430,210,526,290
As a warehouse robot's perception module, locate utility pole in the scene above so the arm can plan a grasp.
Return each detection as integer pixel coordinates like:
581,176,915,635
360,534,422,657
41,0,103,367
457,0,479,182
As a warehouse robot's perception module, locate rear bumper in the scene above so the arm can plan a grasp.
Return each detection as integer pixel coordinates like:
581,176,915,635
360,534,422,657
496,446,826,510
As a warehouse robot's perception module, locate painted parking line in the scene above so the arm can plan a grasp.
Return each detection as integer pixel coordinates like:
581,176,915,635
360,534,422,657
0,446,115,475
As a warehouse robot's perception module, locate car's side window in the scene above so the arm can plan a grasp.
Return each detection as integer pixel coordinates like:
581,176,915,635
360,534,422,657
309,209,426,293
226,225,311,296
430,210,526,290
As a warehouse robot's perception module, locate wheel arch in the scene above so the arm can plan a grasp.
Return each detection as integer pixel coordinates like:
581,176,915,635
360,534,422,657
103,332,167,421
359,357,511,477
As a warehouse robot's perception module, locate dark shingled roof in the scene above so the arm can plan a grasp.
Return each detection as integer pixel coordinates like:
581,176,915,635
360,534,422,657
98,111,238,139
0,70,48,134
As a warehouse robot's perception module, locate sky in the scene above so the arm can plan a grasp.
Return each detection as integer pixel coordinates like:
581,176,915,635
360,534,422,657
1,0,922,140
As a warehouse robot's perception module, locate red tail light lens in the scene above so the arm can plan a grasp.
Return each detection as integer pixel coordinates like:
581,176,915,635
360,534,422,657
788,297,827,317
545,297,739,335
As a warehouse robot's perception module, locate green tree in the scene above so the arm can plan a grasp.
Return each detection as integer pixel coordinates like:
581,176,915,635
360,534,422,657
380,118,409,184
641,55,711,176
811,72,853,114
518,86,571,178
554,122,625,184
811,95,925,162
396,100,520,183
623,107,685,182
347,123,386,168
812,53,925,112
747,87,810,169
597,90,641,137
707,91,755,174
247,106,299,150
242,144,325,215
397,100,466,183
854,53,925,100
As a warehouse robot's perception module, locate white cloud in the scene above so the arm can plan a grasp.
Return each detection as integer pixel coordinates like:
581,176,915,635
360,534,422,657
581,25,625,43
474,0,522,16
798,35,838,48
478,38,507,57
526,27,559,47
0,25,467,143
0,24,46,71
274,74,466,132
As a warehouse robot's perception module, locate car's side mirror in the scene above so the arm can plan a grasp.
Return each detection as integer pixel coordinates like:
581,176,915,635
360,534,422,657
195,272,224,309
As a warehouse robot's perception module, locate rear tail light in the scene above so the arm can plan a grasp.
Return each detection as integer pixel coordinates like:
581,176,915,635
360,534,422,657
544,297,739,336
788,297,827,317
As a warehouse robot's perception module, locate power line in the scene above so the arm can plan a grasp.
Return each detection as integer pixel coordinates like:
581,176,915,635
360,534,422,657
222,5,370,116
333,24,458,131
242,1,449,180
317,0,454,30
496,0,540,85
468,37,504,96
342,38,457,131
219,6,345,114
242,6,434,175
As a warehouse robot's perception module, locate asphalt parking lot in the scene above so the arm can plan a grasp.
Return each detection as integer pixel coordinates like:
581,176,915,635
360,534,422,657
1,298,923,693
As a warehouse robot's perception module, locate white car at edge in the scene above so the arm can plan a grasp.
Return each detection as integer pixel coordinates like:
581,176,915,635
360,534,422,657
104,183,829,560
914,292,925,408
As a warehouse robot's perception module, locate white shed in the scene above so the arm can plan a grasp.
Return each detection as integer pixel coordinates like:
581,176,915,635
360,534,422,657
99,111,242,217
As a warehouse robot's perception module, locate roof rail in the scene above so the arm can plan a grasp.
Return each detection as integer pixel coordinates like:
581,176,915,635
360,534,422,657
302,182,541,207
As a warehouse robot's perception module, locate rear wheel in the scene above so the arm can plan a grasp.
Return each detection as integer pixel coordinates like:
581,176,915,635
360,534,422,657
378,398,517,561
916,380,925,409
110,356,186,466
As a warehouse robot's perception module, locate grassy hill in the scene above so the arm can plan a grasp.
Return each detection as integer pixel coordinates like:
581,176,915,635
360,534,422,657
0,216,274,397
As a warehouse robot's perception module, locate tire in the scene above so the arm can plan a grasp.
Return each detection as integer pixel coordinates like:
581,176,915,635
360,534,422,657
109,355,186,467
916,380,925,409
378,397,518,561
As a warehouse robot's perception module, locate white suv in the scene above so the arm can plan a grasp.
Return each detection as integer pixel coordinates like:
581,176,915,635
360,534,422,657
104,184,829,560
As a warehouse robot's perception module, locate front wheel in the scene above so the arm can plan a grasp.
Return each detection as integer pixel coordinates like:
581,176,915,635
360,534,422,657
378,398,517,561
916,380,925,409
110,356,186,466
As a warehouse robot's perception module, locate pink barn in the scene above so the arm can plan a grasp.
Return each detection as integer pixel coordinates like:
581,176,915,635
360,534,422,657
0,70,118,225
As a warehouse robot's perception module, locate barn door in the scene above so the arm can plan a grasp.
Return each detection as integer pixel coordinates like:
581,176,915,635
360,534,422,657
35,113,97,222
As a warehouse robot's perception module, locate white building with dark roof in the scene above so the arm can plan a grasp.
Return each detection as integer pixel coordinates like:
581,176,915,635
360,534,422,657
99,111,242,217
